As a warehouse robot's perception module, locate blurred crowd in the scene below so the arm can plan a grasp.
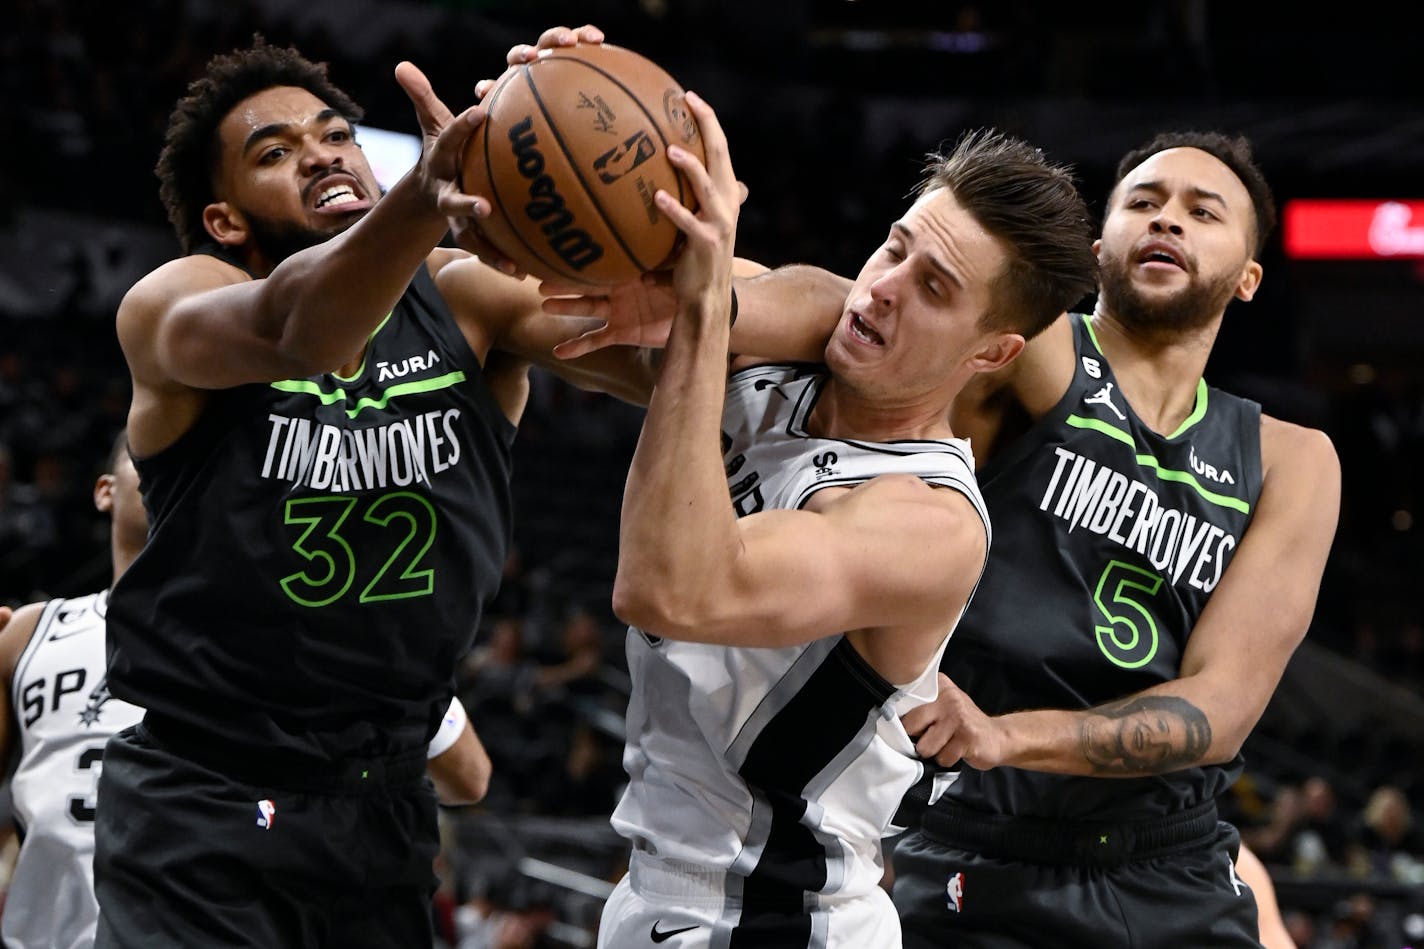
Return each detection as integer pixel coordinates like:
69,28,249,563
2,1,1422,946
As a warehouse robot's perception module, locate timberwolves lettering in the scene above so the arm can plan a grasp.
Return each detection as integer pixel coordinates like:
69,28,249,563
260,410,462,491
1039,447,1236,593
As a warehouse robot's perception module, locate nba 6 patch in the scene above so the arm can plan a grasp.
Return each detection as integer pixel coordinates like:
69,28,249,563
256,799,276,830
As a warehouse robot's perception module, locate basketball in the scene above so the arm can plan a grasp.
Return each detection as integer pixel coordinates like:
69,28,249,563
461,43,705,286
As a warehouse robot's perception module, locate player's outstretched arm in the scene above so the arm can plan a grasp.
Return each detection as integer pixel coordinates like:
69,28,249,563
905,418,1340,777
544,261,850,365
121,64,487,400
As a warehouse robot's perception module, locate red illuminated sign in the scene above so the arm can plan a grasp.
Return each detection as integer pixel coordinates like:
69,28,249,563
1284,200,1424,259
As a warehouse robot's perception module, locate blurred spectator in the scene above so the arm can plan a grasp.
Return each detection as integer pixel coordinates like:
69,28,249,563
1350,785,1424,883
454,875,558,949
1247,777,1356,876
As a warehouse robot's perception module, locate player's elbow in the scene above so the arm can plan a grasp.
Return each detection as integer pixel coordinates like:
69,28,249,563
452,766,492,806
435,752,492,806
612,569,709,639
612,571,672,634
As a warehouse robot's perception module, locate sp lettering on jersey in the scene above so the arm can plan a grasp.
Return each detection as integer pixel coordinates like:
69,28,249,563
813,451,839,479
20,667,87,728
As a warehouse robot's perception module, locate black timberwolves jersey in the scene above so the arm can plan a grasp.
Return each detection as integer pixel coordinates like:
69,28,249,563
107,262,515,765
941,314,1262,822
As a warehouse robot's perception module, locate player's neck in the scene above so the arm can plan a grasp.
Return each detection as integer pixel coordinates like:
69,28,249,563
808,378,955,442
1087,306,1219,436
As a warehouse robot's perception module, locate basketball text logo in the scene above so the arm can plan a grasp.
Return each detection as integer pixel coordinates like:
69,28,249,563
506,116,605,272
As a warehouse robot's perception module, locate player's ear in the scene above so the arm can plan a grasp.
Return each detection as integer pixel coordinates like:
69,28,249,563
1234,258,1263,303
969,332,1025,374
94,473,115,514
203,202,249,247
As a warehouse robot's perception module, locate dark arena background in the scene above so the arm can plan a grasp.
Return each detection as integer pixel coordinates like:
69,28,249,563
2,2,1422,946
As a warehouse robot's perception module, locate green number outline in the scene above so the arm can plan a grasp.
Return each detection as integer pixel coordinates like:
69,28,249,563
280,496,359,607
1092,559,1164,669
280,493,439,607
359,492,437,602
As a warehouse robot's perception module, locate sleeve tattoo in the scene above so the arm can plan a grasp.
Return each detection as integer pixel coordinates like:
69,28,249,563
1079,695,1211,775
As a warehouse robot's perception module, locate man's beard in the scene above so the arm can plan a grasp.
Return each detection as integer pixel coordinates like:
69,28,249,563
1098,251,1240,335
245,211,354,267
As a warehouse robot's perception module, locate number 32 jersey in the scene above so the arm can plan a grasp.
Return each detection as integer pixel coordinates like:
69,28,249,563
5,590,144,949
106,264,516,766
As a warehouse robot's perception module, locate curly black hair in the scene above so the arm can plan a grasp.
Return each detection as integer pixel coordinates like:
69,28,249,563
1113,130,1277,258
156,35,364,254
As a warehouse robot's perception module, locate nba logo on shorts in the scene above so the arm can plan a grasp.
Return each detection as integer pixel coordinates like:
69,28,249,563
256,799,276,830
945,871,965,913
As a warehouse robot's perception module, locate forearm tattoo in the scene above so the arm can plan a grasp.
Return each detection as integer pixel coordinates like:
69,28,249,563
1079,695,1211,775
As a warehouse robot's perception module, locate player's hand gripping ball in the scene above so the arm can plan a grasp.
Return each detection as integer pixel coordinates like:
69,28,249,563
461,43,706,286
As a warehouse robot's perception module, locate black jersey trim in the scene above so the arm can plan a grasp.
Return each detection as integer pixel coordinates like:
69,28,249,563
729,638,894,944
10,598,66,726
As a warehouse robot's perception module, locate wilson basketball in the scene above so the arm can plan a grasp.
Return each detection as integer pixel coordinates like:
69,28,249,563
461,43,705,286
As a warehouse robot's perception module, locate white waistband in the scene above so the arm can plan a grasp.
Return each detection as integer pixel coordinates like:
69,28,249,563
628,850,732,906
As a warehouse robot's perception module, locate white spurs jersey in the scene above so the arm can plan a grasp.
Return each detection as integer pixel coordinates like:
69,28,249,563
611,365,990,909
5,591,143,949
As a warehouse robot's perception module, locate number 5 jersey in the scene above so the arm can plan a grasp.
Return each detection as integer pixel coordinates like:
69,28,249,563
940,313,1263,823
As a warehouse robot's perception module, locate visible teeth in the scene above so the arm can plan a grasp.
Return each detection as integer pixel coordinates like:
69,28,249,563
850,314,884,344
317,186,357,208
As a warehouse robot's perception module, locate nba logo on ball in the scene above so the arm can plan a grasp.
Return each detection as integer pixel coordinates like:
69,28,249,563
256,799,276,830
462,43,706,286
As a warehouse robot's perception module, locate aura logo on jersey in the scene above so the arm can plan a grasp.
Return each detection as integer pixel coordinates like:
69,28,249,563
375,348,440,384
1188,444,1235,485
1039,447,1238,593
260,410,463,490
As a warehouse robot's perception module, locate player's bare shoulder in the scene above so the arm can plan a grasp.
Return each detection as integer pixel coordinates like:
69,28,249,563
1260,412,1339,486
1256,412,1341,545
116,255,250,370
1007,312,1078,416
0,601,45,685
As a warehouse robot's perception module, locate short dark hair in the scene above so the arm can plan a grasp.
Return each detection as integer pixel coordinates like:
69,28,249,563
916,129,1098,340
156,36,364,255
1112,130,1276,258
